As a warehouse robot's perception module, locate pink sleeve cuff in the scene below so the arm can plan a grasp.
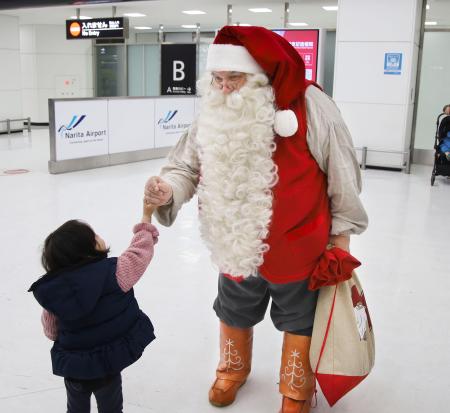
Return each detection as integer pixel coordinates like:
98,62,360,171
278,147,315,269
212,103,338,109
133,222,159,242
116,222,159,292
133,222,157,234
41,310,58,341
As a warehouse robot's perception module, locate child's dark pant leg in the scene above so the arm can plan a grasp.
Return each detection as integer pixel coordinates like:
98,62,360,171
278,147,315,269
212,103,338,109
65,378,92,413
93,373,123,413
64,374,123,413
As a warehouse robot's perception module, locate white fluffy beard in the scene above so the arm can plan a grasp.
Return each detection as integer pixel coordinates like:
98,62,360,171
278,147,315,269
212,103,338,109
195,73,278,277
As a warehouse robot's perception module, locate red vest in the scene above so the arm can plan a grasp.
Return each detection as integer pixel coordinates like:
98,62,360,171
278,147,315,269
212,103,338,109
259,86,331,283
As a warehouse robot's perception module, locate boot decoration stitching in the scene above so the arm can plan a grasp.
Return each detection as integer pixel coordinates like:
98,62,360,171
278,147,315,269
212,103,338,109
223,338,244,371
281,349,306,390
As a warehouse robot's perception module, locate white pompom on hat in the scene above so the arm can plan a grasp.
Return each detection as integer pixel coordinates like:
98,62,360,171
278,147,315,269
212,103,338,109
206,25,308,138
274,110,298,137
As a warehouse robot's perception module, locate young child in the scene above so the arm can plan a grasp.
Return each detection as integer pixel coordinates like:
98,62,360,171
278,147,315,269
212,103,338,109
28,199,159,413
440,131,450,161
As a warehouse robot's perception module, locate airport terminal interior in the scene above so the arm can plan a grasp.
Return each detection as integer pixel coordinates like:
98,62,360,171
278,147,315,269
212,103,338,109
0,1,449,412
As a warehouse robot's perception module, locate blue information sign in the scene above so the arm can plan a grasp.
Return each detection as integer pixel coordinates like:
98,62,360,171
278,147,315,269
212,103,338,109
384,53,402,75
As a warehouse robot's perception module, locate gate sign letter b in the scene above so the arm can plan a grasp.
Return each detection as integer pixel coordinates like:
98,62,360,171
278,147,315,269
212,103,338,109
161,44,196,95
173,61,185,81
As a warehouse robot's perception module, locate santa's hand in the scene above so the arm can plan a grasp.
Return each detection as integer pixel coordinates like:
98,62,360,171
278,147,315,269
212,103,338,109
144,176,173,206
329,234,350,252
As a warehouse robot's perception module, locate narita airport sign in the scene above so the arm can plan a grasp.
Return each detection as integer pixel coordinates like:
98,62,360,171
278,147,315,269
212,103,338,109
62,129,107,140
66,17,129,40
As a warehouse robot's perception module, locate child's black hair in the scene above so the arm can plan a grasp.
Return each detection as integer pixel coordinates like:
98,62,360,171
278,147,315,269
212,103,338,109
41,220,109,273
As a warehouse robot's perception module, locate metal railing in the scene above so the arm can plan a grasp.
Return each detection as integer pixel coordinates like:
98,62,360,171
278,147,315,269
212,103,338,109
356,146,411,174
0,117,31,134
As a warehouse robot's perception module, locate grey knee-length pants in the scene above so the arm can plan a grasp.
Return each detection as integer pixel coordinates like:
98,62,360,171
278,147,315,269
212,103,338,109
213,273,318,336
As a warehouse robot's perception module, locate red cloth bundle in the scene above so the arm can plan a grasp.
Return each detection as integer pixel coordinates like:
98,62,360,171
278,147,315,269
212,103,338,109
308,247,361,291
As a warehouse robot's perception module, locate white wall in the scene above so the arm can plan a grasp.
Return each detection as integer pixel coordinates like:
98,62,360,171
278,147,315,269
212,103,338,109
414,31,450,150
333,0,423,168
20,25,93,123
0,15,22,125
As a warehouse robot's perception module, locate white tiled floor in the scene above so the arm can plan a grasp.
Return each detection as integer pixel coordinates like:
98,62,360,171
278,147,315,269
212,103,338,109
1,129,449,412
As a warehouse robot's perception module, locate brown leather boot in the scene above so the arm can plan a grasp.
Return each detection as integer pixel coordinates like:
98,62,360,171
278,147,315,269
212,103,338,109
208,321,253,407
278,333,315,413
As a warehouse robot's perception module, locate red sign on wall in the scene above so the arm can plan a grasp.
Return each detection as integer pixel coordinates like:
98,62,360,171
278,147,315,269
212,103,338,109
273,30,320,82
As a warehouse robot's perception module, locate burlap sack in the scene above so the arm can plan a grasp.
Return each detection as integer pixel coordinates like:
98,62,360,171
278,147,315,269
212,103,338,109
310,272,375,406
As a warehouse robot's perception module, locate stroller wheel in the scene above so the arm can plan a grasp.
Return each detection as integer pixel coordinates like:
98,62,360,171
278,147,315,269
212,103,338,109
431,174,435,186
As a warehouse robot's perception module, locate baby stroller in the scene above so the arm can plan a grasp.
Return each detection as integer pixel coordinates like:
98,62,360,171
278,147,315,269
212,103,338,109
431,113,450,185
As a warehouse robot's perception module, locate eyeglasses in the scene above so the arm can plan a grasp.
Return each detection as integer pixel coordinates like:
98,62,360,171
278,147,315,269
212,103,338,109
211,72,247,89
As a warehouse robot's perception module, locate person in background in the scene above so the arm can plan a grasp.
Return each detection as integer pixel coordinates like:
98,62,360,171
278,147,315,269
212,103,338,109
28,199,159,413
439,131,450,160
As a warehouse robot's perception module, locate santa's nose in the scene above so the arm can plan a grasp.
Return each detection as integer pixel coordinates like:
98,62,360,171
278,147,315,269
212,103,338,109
221,83,234,94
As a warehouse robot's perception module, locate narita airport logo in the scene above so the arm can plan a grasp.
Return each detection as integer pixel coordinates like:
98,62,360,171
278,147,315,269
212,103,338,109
58,115,106,140
158,110,190,130
58,115,86,136
158,110,178,125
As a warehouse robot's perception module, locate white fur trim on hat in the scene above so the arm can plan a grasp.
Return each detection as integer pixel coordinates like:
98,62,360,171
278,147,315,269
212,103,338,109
206,44,264,74
274,110,298,137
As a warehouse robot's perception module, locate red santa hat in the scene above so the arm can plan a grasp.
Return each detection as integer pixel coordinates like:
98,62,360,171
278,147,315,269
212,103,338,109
206,25,307,137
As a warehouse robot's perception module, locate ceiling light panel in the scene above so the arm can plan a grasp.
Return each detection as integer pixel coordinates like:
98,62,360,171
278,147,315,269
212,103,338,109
289,22,309,26
322,6,339,11
248,8,272,13
182,10,206,15
123,13,146,17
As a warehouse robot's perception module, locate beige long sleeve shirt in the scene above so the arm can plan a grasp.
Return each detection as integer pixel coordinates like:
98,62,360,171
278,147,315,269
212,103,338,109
155,86,368,236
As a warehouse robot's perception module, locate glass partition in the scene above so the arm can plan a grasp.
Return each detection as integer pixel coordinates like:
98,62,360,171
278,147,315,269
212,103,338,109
127,45,144,96
415,31,450,150
97,42,213,97
95,45,127,97
127,44,160,96
144,45,160,96
198,43,209,79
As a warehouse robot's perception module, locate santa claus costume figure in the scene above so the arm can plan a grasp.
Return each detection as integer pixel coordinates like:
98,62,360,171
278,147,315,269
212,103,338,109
145,26,368,413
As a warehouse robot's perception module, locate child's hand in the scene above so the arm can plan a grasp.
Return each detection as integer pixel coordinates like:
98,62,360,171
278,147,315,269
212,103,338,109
142,198,155,223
